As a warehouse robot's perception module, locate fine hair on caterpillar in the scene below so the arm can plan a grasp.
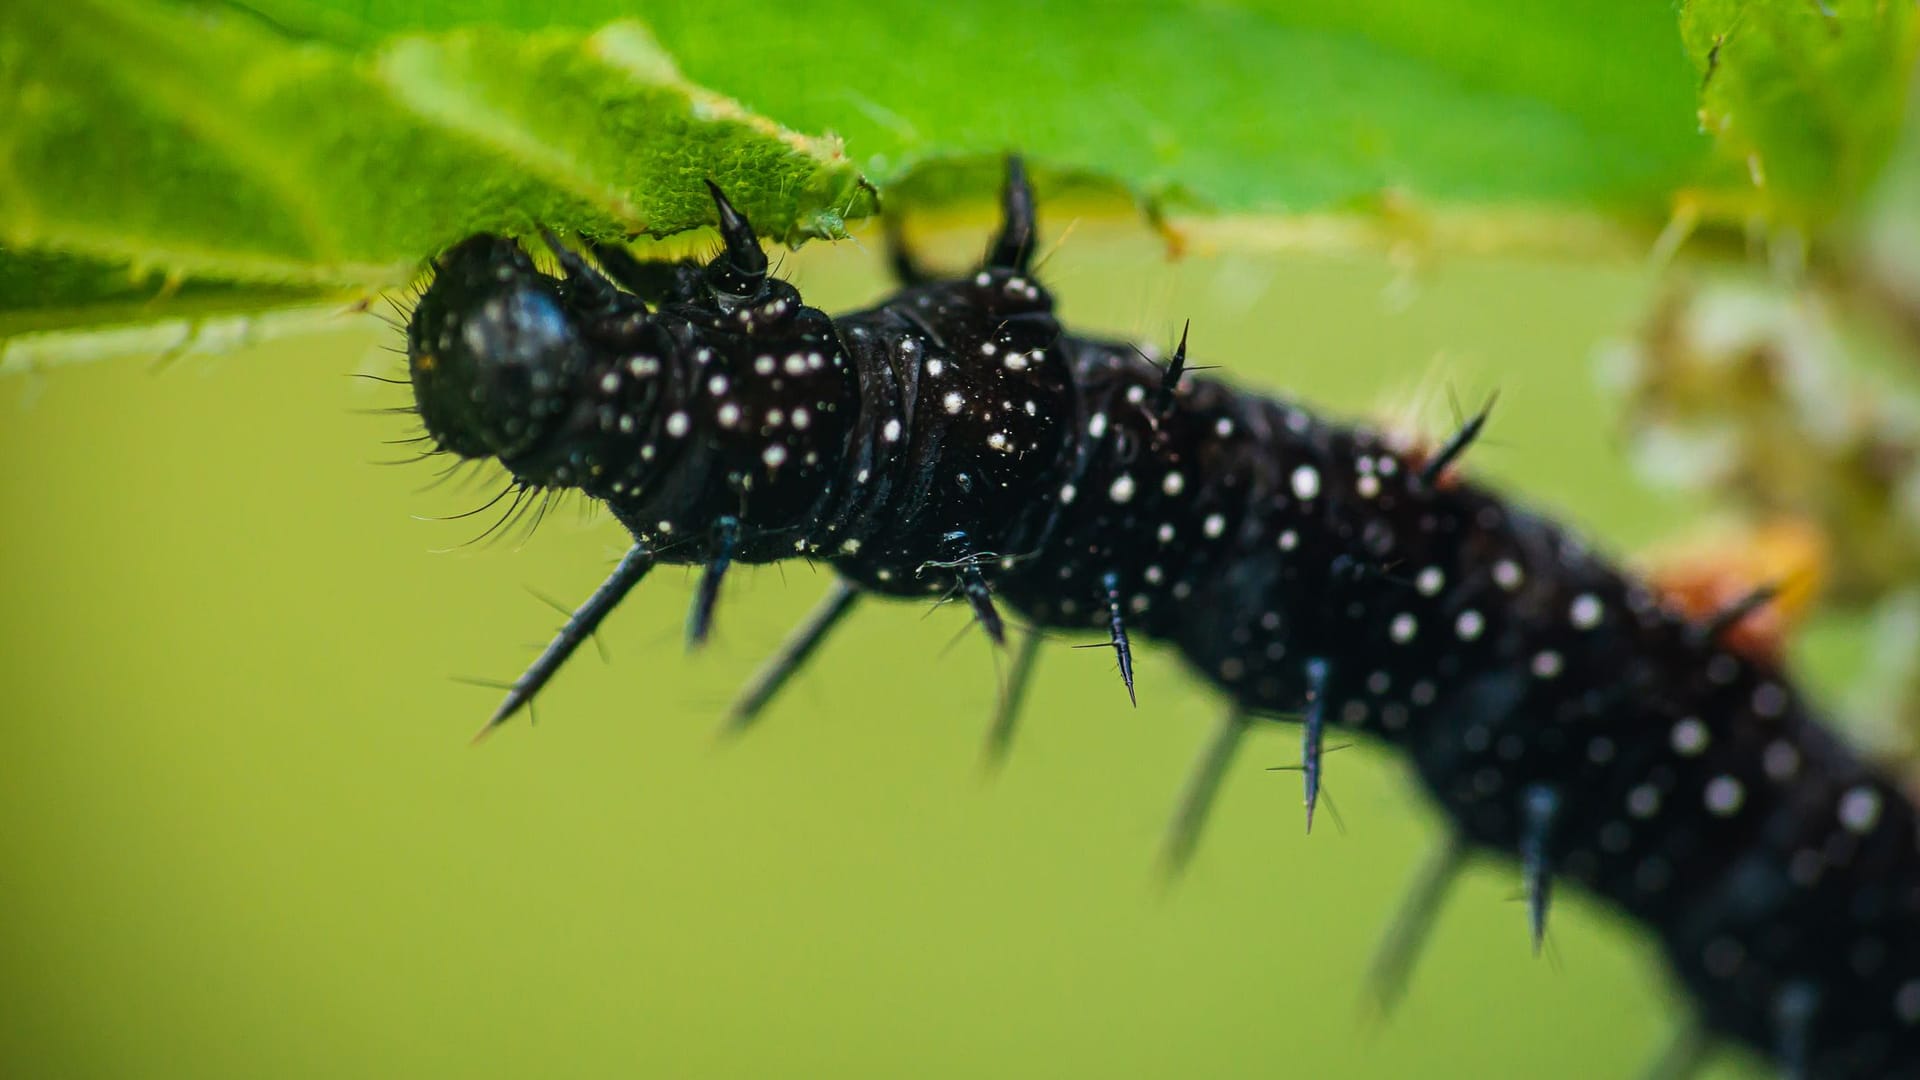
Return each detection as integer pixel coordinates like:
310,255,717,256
399,158,1920,1078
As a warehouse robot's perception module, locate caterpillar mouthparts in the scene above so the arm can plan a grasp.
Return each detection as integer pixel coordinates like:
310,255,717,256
401,158,1920,1078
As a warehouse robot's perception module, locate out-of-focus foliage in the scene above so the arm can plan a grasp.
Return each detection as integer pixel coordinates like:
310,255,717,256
1679,0,1920,229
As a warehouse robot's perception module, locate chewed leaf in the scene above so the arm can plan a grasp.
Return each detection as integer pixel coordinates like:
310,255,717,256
374,22,872,247
0,1,874,309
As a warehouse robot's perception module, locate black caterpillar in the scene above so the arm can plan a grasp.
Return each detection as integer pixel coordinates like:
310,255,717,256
401,160,1920,1078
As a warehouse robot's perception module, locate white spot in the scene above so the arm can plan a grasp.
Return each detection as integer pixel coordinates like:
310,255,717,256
754,355,776,375
839,539,862,554
1570,593,1604,629
766,408,784,426
1109,474,1137,503
1671,718,1709,756
1157,523,1176,543
628,356,658,376
665,411,690,438
926,359,944,377
790,408,810,430
717,403,741,427
856,469,870,484
1763,740,1801,781
1088,413,1109,439
1839,786,1883,834
943,391,965,414
1214,417,1235,437
1277,529,1299,551
1291,465,1321,501
1896,981,1920,1024
1390,613,1418,643
1455,610,1485,641
600,372,621,392
784,354,808,375
1493,559,1524,590
1203,513,1226,538
883,419,903,443
1627,784,1661,819
1162,472,1185,496
763,444,788,467
1704,776,1745,816
806,352,824,370
1416,567,1445,596
1059,483,1077,505
987,431,1012,453
1356,473,1381,499
1531,650,1563,679
708,374,729,396
618,415,636,433
980,341,997,356
1144,565,1164,585
1125,384,1146,404
656,520,674,534
1004,353,1030,372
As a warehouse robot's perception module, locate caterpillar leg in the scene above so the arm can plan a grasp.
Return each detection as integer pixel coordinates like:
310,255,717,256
958,564,1006,645
1519,782,1561,954
686,515,740,648
537,229,624,311
724,580,863,735
1364,829,1468,1015
940,530,1006,645
588,240,699,307
1159,706,1253,879
479,544,656,737
983,626,1045,768
986,155,1037,272
1301,657,1331,833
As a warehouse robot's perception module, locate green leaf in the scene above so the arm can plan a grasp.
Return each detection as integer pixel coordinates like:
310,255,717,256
21,0,1908,352
253,0,1712,216
1679,0,1920,228
0,0,873,301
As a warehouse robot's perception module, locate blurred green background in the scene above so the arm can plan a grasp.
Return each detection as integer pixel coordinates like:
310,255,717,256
1,223,1802,1077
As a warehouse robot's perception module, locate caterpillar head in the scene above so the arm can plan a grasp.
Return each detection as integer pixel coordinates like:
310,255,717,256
403,183,857,540
407,234,600,467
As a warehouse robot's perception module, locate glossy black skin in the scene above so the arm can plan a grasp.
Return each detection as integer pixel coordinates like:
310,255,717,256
407,177,1919,1077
